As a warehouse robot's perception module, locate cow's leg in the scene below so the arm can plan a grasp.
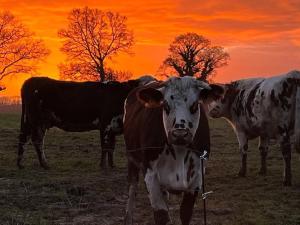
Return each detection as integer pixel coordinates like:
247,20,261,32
279,134,292,186
180,191,198,225
107,135,116,168
32,126,48,169
145,169,170,225
258,136,269,175
237,131,248,177
124,161,139,225
99,131,108,168
100,129,116,168
100,151,107,168
17,124,31,169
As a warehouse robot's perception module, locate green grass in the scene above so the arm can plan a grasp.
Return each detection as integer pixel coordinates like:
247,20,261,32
0,113,299,225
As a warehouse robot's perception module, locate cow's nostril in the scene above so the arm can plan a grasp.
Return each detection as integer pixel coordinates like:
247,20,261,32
174,124,180,128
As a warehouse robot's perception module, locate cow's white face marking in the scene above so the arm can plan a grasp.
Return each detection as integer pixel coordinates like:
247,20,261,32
161,77,209,145
137,76,223,146
208,97,228,118
208,85,233,119
104,114,123,139
109,114,123,132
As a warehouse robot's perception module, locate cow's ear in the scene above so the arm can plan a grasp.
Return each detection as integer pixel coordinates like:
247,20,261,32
199,84,225,104
137,87,164,108
225,84,239,98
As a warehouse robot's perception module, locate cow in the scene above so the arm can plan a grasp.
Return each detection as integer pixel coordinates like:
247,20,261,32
17,75,155,169
207,70,300,186
123,76,224,225
98,114,124,167
103,114,123,144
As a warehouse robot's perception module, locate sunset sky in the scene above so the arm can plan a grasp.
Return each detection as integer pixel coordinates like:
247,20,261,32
1,0,300,97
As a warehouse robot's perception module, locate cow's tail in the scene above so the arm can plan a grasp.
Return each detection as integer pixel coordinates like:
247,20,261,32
19,86,29,140
20,93,25,134
294,76,300,153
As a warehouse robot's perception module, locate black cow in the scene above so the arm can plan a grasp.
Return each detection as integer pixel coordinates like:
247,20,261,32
17,76,152,169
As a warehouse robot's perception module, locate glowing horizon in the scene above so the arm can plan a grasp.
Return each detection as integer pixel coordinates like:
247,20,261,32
1,0,300,97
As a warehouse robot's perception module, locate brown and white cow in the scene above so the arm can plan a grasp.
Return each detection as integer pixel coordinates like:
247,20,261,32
208,70,300,186
123,76,223,225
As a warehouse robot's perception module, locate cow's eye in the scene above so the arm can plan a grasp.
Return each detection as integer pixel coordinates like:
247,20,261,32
190,101,198,114
163,101,171,115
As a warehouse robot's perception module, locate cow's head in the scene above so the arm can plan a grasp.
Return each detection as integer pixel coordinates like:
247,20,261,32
137,76,224,146
103,114,124,144
207,83,238,118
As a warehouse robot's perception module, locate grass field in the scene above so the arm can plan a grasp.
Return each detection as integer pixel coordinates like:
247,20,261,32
0,112,300,225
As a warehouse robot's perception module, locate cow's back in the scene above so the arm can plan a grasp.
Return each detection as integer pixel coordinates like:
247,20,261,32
22,77,105,120
230,71,300,138
21,77,134,129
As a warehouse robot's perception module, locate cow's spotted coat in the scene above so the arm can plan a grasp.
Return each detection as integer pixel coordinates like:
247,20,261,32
208,70,300,186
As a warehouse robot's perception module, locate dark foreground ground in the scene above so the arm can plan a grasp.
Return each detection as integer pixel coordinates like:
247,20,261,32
0,112,300,225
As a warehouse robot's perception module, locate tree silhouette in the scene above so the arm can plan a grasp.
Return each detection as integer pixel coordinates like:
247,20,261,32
58,7,134,82
59,62,132,81
161,33,229,81
0,11,49,84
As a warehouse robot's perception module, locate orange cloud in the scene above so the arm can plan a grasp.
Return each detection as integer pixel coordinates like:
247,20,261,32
0,0,300,97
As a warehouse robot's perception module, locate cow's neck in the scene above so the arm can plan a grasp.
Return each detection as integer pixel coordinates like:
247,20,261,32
148,144,202,192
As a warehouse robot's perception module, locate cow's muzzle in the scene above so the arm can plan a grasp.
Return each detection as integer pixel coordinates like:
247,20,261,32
169,128,192,145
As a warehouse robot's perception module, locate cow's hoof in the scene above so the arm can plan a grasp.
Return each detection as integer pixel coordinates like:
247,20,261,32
258,169,267,176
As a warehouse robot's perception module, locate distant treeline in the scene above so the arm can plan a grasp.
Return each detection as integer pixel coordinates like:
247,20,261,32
0,96,21,105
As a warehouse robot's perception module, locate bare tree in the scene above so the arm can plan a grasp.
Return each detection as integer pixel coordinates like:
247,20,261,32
0,11,50,84
58,7,134,82
161,33,229,81
58,62,99,81
59,62,132,82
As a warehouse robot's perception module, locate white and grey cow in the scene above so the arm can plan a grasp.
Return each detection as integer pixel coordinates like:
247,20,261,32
208,70,300,186
123,76,224,225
